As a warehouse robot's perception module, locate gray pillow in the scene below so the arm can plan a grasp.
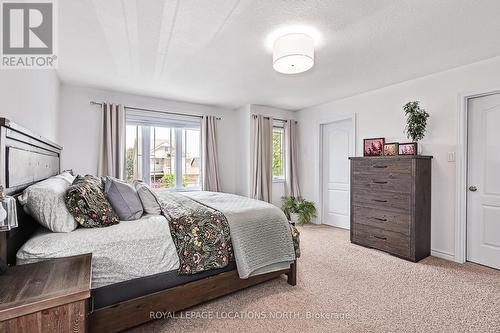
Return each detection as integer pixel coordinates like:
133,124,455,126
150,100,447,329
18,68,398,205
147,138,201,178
104,177,143,221
133,180,162,215
18,172,78,232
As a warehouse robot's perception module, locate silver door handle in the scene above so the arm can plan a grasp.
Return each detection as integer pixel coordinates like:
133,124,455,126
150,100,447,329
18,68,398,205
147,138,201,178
469,186,478,192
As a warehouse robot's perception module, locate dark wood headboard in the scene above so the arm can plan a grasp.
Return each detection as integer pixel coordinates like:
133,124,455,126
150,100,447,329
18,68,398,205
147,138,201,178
0,118,62,265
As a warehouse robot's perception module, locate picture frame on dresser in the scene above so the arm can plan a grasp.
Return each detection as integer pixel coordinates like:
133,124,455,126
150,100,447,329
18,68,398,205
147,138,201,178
399,142,418,155
383,142,399,156
363,138,385,156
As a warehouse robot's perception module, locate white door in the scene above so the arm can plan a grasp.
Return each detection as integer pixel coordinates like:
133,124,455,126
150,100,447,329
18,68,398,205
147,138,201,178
467,92,500,269
321,119,353,229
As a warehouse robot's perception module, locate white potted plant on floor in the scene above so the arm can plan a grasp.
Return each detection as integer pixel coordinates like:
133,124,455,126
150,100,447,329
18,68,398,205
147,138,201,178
281,196,317,226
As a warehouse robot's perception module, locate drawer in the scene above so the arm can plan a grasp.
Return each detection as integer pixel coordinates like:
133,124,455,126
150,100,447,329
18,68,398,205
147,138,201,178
352,158,412,175
352,224,410,258
352,206,410,236
352,171,412,193
351,190,411,213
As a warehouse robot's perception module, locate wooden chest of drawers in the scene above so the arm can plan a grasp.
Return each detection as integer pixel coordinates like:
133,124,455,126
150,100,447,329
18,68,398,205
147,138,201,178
349,156,432,262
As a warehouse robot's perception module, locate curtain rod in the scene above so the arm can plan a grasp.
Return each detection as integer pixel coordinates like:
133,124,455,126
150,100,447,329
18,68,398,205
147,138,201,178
251,114,297,123
90,101,221,120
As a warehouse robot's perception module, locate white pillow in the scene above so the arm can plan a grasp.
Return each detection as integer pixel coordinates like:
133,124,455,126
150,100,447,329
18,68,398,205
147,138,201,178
54,171,76,184
18,172,78,232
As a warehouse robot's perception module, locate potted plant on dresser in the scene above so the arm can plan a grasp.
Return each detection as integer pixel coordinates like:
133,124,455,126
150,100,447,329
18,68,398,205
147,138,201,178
402,101,430,154
281,196,317,225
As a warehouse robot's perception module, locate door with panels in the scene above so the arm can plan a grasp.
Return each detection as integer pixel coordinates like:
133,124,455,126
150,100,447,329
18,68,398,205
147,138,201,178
321,118,353,229
467,92,500,269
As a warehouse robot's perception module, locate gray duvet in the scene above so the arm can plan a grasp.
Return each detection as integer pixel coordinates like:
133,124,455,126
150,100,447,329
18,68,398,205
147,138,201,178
17,214,180,288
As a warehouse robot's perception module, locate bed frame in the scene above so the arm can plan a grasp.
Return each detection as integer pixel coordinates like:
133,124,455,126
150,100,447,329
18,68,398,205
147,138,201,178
0,118,297,333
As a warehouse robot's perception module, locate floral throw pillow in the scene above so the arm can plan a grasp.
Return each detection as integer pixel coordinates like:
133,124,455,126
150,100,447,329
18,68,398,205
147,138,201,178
65,175,119,228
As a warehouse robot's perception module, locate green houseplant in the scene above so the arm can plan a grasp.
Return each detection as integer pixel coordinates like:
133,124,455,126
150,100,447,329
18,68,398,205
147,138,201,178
161,172,175,188
403,101,430,142
281,196,317,226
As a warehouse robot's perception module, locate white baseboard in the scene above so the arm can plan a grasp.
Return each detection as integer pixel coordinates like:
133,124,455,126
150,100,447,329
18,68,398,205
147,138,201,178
431,248,456,262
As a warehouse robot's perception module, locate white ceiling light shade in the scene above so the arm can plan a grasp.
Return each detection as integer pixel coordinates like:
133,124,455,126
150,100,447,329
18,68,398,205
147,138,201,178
273,33,314,74
265,25,323,51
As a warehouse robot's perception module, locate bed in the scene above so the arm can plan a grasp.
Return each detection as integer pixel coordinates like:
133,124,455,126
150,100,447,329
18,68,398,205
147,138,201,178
0,118,297,332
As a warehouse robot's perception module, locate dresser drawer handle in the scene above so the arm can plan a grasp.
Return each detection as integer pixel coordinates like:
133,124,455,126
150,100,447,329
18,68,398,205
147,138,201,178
372,180,388,184
373,217,388,222
373,165,388,169
373,235,387,241
372,199,388,203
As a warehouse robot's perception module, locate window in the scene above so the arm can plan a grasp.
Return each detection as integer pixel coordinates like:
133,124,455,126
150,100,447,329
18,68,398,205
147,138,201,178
272,125,285,181
125,110,201,190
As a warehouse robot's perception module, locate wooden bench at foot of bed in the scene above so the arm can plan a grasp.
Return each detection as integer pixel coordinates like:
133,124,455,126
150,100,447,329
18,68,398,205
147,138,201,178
89,261,297,333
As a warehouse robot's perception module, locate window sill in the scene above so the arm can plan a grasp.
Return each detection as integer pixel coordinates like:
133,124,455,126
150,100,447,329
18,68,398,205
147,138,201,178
153,187,202,193
272,178,286,183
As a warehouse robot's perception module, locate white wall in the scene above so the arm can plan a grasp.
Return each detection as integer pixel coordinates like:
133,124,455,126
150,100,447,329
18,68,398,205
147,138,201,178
298,56,500,261
234,104,297,206
59,84,238,194
0,70,60,142
235,104,251,197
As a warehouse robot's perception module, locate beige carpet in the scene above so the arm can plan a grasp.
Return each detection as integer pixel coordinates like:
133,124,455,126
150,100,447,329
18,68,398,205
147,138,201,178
128,225,500,333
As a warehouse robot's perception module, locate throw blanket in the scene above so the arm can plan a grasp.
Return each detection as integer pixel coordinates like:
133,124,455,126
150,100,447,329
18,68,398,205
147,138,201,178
157,191,298,278
158,192,234,275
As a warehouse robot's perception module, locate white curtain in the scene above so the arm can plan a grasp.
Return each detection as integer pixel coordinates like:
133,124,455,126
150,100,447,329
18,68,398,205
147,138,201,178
98,103,125,179
285,120,301,197
202,115,221,192
251,115,273,202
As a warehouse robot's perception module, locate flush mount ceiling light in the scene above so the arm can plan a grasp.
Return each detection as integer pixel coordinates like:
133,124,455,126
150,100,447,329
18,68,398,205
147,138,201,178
273,33,314,74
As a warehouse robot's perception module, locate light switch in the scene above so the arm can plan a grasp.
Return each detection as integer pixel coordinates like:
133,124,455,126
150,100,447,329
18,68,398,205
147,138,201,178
447,152,455,162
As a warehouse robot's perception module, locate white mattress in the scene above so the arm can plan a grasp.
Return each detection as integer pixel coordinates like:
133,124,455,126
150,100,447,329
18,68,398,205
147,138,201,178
16,214,180,288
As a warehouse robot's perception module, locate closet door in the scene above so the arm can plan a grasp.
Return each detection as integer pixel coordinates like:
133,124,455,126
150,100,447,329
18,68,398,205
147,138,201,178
321,119,353,229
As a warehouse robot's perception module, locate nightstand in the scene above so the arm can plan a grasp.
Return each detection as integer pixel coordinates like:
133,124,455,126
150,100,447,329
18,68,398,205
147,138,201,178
0,254,92,333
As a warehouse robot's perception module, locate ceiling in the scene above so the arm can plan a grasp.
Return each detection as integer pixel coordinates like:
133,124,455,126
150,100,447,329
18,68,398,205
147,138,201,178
58,0,500,110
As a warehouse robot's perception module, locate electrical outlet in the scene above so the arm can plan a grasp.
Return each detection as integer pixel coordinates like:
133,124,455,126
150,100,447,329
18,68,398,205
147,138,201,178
447,152,455,162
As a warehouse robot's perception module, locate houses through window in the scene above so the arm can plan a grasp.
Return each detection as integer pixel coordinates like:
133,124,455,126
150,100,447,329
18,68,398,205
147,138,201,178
125,110,201,190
